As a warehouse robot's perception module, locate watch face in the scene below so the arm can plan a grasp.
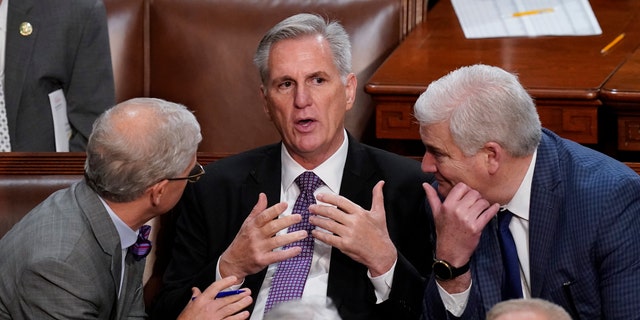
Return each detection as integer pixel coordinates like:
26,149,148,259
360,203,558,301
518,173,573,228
433,260,453,280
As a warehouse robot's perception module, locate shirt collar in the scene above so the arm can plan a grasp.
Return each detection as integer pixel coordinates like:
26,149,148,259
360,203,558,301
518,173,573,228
0,0,8,74
503,149,537,221
281,129,348,194
99,197,138,249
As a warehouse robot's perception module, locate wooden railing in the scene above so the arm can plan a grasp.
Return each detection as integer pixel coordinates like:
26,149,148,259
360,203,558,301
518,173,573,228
401,0,429,38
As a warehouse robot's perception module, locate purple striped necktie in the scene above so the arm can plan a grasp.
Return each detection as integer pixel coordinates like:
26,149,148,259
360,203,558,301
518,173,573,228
264,171,323,314
129,225,152,261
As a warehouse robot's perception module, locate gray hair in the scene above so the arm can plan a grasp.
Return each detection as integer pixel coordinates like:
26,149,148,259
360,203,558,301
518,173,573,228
85,97,202,202
413,64,541,157
254,13,352,86
486,298,572,320
263,297,341,320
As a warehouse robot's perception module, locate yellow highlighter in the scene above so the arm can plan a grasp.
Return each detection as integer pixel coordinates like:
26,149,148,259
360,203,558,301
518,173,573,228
512,8,554,17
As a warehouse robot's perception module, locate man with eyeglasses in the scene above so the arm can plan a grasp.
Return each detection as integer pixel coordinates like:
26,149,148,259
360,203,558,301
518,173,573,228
0,98,252,319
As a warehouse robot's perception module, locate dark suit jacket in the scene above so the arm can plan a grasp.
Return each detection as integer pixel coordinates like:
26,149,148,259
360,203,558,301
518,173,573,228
152,135,434,319
421,129,640,320
0,181,146,319
5,0,114,151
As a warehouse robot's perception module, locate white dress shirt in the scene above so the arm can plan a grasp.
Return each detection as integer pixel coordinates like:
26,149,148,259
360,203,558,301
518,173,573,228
216,130,396,319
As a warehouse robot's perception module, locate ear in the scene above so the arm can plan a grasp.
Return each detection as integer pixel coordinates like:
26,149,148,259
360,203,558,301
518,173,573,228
148,180,169,207
259,85,271,118
483,142,502,175
344,73,357,111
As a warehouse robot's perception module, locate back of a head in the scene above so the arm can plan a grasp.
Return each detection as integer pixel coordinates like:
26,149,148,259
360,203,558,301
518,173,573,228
85,97,202,202
486,298,572,320
263,297,341,320
413,64,541,157
253,13,352,86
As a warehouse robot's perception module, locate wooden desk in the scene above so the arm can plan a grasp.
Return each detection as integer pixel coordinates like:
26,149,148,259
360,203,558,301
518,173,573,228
366,0,640,156
602,48,640,155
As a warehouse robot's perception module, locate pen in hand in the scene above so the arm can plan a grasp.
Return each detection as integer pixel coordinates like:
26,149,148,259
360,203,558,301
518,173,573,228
191,289,246,301
215,289,245,299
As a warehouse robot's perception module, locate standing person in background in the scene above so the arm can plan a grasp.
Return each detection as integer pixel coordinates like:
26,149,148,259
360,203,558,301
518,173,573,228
152,13,434,320
0,98,252,319
416,64,640,319
0,0,115,152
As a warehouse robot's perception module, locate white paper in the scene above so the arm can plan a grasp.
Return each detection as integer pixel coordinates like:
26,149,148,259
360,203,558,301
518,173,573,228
49,89,70,152
451,0,602,39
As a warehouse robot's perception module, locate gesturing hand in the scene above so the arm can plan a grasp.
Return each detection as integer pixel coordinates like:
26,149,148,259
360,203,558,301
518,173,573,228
219,193,307,281
309,181,397,276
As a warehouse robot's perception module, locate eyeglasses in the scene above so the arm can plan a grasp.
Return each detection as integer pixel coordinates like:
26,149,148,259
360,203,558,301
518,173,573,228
166,162,205,183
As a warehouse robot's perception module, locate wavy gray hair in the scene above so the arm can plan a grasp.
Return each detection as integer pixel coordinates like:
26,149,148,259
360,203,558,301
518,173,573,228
254,13,352,87
414,64,541,157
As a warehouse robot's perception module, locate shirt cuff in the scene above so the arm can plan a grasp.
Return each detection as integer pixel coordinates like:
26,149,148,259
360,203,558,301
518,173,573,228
436,279,472,317
216,257,243,290
367,259,397,304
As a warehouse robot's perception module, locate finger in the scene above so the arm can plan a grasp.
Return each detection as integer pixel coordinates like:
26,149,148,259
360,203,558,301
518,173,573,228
253,201,288,227
268,229,307,248
309,214,344,235
477,202,500,225
316,193,361,215
190,287,202,302
200,275,239,300
247,193,268,221
369,180,385,217
309,204,343,222
423,182,442,215
262,213,301,236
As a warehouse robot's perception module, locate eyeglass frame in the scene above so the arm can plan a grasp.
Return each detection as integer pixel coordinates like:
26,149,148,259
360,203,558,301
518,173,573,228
166,162,205,183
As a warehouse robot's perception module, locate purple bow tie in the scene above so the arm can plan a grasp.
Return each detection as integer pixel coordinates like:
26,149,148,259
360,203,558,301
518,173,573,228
129,225,152,261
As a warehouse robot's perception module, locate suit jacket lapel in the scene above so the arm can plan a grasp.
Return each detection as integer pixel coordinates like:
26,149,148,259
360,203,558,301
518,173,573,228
240,144,282,297
473,218,504,311
5,0,37,134
74,181,125,317
327,136,377,309
528,131,563,297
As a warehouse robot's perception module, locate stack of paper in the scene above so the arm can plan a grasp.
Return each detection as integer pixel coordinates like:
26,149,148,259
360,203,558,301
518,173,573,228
452,0,602,39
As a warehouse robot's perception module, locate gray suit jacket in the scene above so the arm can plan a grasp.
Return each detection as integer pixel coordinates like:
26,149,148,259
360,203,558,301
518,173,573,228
0,181,146,319
5,0,114,151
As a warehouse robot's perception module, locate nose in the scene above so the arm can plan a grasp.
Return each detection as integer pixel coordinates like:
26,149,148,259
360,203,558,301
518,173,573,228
294,84,312,108
421,152,437,173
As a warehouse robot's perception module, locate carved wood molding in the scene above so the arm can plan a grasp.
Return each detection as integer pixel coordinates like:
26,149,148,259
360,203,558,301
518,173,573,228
0,152,229,175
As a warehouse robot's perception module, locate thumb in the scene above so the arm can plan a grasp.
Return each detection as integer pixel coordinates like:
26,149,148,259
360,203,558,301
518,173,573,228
423,182,441,216
370,180,386,217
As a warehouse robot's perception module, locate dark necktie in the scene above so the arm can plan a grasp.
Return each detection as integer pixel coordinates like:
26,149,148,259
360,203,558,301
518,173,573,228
498,210,523,300
129,225,152,261
264,171,323,314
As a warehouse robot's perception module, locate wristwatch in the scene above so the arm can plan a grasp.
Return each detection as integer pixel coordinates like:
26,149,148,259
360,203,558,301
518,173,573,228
432,259,470,281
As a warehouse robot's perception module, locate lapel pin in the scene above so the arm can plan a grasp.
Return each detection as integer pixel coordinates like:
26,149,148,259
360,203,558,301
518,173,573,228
19,22,33,36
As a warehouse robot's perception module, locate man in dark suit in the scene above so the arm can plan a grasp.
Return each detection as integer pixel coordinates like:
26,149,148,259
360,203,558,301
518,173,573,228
2,0,114,151
152,13,434,320
415,64,640,319
0,98,252,319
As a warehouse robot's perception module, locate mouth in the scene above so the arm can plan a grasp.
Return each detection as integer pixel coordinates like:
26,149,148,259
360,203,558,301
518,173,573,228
295,118,316,132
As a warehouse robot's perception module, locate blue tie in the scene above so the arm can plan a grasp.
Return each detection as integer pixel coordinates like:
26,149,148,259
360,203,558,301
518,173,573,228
498,210,523,300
